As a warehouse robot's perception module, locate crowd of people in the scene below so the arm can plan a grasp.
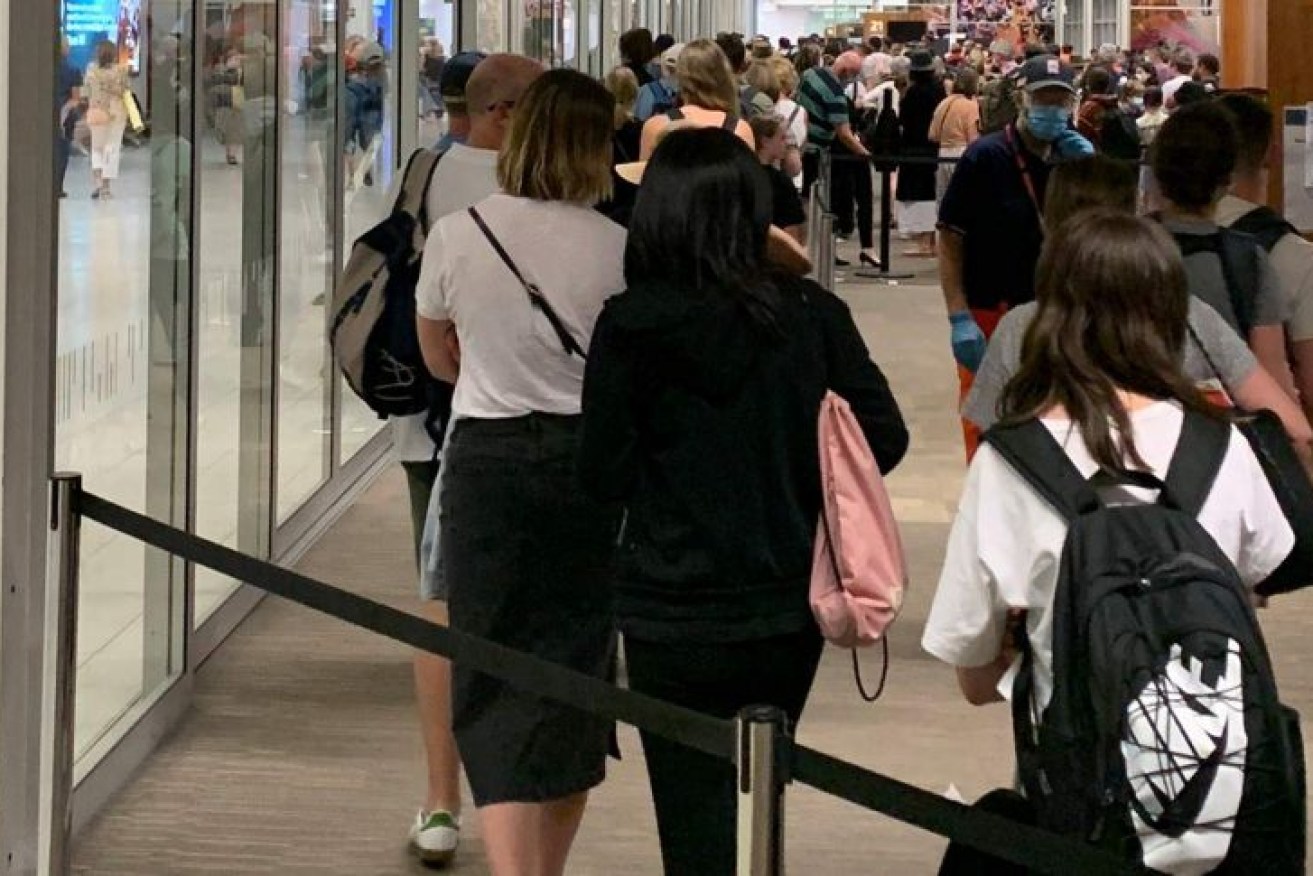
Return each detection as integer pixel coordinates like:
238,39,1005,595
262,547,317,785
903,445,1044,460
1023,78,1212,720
349,25,1313,876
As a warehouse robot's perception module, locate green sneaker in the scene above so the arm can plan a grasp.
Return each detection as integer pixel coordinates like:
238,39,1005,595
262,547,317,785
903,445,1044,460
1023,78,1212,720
409,809,460,867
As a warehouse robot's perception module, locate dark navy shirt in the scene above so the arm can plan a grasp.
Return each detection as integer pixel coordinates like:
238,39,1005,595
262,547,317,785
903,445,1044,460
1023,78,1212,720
58,60,83,108
938,125,1052,310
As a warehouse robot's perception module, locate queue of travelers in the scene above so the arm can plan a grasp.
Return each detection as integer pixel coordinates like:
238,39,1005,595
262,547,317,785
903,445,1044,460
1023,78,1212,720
325,24,1313,876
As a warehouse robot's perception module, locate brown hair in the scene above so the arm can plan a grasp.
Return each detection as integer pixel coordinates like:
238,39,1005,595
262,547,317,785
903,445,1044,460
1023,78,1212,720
769,55,798,97
604,66,640,127
675,39,738,113
748,114,783,149
744,60,780,102
1043,154,1138,231
499,70,614,204
95,39,117,68
999,210,1222,475
952,67,980,98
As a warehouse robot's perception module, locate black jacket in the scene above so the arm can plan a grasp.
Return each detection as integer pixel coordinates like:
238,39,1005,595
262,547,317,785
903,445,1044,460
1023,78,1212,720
577,273,908,643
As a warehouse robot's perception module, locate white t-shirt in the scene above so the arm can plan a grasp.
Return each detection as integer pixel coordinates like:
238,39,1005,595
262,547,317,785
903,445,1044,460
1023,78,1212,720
392,143,501,462
415,193,626,419
776,97,808,152
922,401,1294,712
1162,74,1192,106
861,51,892,87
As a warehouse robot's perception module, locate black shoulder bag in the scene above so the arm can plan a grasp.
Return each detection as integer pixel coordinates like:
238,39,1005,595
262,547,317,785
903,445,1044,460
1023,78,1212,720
1188,323,1313,595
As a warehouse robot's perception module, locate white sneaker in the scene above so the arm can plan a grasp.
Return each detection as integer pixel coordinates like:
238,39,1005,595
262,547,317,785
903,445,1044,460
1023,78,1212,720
409,809,460,867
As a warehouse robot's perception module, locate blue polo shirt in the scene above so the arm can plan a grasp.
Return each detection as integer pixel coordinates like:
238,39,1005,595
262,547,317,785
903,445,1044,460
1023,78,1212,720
938,126,1053,310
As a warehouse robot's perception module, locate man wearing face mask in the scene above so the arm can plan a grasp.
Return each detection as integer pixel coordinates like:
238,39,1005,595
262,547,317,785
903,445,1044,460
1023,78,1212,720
936,54,1092,458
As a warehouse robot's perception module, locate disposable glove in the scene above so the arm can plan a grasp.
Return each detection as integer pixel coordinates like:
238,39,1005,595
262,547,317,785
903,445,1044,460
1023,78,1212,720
949,311,987,374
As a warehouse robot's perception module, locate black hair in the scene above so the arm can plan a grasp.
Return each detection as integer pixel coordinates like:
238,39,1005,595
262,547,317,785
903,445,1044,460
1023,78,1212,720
654,33,675,55
1083,65,1112,96
715,32,747,72
1173,80,1208,107
1151,101,1237,212
1143,86,1163,108
1216,92,1274,173
1197,53,1220,75
625,127,778,326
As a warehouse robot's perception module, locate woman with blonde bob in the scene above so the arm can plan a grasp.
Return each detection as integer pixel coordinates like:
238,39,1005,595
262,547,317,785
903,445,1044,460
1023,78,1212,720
414,69,626,876
639,38,754,158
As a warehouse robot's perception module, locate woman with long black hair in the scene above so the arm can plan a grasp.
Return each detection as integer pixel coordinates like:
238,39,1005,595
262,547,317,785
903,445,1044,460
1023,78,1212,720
577,126,908,876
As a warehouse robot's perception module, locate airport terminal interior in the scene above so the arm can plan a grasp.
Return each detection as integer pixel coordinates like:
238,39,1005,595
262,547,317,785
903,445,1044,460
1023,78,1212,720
0,0,1310,872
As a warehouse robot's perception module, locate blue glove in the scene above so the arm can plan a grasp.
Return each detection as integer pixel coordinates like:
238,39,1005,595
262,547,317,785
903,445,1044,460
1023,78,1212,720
1052,128,1095,160
949,311,987,374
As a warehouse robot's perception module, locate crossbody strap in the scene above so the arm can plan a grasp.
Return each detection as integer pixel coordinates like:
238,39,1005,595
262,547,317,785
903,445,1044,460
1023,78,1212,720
467,206,588,360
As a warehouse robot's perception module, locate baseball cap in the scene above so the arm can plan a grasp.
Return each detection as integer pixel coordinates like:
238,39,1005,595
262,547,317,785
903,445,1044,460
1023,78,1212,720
660,42,685,74
440,51,487,108
357,40,385,67
1018,54,1076,94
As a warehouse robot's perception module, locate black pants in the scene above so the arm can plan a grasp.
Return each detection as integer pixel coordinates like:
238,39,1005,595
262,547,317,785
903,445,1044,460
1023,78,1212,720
938,789,1036,875
625,628,825,876
831,147,874,249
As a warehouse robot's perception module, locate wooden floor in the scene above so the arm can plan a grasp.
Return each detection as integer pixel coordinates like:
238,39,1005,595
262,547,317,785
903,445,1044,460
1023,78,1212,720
72,269,1313,874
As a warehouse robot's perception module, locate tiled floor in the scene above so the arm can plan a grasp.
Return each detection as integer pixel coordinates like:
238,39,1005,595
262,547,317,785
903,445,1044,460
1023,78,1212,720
69,244,1313,873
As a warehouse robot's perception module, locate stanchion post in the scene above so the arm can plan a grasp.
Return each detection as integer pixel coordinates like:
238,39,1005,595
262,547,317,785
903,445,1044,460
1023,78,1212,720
819,214,836,292
736,705,788,876
45,473,82,876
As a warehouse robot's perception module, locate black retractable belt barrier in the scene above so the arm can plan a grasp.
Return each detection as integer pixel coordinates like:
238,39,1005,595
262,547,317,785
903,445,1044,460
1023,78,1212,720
73,486,1155,876
74,489,735,761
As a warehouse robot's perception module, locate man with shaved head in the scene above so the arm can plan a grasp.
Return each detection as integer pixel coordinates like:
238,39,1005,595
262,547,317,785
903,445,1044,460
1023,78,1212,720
398,50,543,867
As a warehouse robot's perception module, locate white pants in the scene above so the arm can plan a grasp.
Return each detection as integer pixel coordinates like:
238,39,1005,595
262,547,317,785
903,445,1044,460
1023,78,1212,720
90,117,127,179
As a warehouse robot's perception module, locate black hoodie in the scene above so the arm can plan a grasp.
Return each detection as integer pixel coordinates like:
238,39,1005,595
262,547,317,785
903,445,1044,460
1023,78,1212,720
577,273,908,644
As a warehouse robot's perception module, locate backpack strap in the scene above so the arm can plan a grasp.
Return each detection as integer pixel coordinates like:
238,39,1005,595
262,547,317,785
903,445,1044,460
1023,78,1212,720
1232,205,1299,253
394,148,443,233
1161,409,1230,517
1171,229,1261,336
982,421,1103,522
666,106,684,122
721,111,739,132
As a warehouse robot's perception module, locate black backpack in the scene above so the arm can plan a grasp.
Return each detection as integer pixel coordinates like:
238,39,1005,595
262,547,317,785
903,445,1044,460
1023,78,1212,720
1169,228,1263,337
331,149,454,445
1100,110,1142,162
863,90,901,172
984,413,1306,874
1231,205,1299,254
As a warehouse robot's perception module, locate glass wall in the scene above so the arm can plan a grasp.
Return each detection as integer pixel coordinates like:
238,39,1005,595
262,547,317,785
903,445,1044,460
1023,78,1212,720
52,0,411,771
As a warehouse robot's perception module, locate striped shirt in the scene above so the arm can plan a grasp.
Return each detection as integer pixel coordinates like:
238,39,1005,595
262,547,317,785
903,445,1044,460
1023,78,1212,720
797,67,849,147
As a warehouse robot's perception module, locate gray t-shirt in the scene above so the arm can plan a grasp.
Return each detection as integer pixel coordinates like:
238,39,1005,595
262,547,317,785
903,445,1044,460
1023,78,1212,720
1163,218,1289,333
963,298,1258,431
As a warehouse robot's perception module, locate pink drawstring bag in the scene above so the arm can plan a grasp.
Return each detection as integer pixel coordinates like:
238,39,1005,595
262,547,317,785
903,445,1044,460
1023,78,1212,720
810,391,907,699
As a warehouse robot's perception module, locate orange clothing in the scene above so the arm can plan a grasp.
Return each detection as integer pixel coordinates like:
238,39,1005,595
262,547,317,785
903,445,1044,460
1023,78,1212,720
929,94,981,150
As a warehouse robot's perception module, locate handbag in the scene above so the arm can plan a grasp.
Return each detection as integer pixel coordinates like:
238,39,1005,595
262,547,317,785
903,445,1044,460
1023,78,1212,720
1189,325,1313,595
123,91,145,133
467,206,588,360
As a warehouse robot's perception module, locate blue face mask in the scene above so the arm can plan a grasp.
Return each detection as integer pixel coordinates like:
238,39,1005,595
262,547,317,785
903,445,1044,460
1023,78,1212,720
1025,104,1072,141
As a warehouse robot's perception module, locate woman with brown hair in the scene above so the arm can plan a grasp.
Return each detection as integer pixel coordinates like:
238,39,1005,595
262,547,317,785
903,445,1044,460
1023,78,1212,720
639,38,754,159
928,67,981,202
414,69,625,876
83,39,130,199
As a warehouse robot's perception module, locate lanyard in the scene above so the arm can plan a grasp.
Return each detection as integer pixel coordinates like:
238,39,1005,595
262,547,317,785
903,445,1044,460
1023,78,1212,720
1004,123,1045,230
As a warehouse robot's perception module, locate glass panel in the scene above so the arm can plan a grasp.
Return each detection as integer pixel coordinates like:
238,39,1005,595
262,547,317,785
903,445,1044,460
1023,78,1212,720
277,0,336,523
58,0,191,756
340,0,399,462
418,0,455,146
195,3,278,626
1062,0,1085,52
1092,0,1118,49
477,0,508,52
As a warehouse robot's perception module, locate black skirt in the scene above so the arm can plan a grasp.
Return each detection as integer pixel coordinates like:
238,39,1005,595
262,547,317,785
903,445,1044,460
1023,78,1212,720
441,414,620,806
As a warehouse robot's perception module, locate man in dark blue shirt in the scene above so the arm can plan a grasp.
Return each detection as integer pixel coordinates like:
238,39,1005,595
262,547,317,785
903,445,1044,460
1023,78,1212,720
936,55,1092,456
57,36,83,198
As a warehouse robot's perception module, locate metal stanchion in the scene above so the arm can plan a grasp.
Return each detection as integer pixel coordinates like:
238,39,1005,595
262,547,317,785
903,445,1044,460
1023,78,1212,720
806,181,824,284
44,473,82,876
736,705,788,876
854,163,915,283
819,214,836,292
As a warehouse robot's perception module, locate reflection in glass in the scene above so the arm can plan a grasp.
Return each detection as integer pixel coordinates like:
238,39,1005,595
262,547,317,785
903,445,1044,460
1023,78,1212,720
58,0,191,757
477,0,508,53
195,6,277,626
277,0,336,522
417,0,456,147
341,4,399,461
